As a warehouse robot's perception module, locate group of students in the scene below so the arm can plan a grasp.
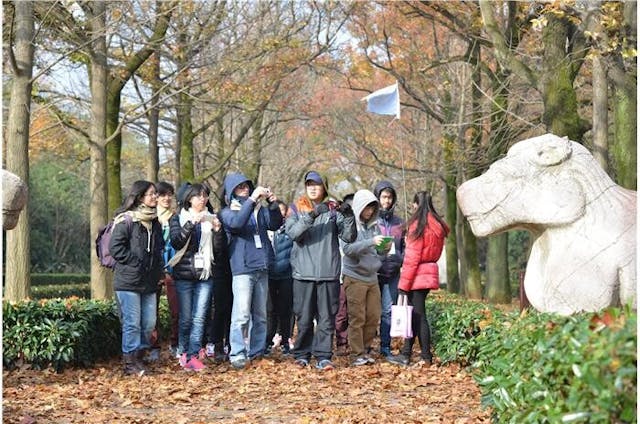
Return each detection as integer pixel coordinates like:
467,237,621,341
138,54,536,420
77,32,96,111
108,170,449,375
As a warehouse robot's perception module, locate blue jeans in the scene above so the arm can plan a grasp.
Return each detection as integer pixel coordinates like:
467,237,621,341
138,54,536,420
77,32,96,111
115,290,157,354
229,271,268,362
175,279,213,360
378,273,399,351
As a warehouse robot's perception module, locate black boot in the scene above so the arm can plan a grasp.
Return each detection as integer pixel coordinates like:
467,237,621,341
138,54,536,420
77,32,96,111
123,353,145,376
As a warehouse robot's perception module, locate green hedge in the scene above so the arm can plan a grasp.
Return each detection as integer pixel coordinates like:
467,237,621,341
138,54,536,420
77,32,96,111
30,273,90,286
428,293,637,423
3,298,121,371
2,296,172,372
31,284,91,300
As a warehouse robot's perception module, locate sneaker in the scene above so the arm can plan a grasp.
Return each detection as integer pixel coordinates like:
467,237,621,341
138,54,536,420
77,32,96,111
352,356,370,367
144,348,161,362
294,358,309,368
387,354,410,366
316,359,335,370
281,345,292,357
366,355,376,364
205,343,216,357
184,356,206,372
380,347,391,358
230,358,248,369
178,353,187,367
168,345,179,358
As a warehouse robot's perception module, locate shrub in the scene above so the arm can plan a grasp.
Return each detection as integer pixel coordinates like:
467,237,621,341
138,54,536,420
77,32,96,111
428,293,637,423
31,284,91,300
3,298,121,371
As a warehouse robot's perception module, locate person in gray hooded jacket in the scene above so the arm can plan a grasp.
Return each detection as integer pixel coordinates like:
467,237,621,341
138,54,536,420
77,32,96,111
340,189,390,366
285,171,356,370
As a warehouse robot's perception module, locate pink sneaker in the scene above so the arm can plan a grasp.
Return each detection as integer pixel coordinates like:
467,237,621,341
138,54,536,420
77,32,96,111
178,353,187,367
184,356,206,372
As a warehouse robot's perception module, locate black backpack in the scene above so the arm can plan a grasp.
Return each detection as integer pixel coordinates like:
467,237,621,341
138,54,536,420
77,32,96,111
95,215,133,269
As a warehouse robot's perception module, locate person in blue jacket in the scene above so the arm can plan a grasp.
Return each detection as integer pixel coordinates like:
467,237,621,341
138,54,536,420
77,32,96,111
220,172,283,369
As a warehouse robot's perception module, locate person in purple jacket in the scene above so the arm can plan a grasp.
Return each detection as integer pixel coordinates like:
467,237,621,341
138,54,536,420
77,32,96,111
373,181,406,357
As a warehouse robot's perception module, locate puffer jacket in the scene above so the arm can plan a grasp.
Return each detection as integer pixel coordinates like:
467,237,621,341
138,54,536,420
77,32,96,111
269,226,293,280
398,213,449,291
169,215,227,281
110,217,164,294
340,189,383,283
286,202,357,282
373,181,405,277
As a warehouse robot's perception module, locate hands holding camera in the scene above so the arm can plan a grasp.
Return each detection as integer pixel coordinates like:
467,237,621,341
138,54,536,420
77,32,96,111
251,186,277,204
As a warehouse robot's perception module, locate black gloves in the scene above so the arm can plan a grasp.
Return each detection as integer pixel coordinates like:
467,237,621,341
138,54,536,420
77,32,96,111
338,202,354,217
308,202,330,219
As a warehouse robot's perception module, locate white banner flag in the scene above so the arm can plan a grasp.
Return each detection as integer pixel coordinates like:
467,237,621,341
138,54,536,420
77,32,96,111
362,82,400,119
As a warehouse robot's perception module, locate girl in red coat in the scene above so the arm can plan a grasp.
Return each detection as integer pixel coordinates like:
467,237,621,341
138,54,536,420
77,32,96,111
387,192,449,366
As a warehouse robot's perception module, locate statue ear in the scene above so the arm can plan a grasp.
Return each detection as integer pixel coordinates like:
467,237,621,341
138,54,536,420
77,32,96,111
534,136,572,166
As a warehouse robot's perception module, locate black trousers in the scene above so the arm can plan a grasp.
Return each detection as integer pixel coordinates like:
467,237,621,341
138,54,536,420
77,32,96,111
292,279,340,361
400,289,432,361
204,271,233,348
267,276,294,345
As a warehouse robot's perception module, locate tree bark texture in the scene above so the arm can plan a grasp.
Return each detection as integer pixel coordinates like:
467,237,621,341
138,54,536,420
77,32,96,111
591,54,609,172
5,0,35,301
486,234,510,303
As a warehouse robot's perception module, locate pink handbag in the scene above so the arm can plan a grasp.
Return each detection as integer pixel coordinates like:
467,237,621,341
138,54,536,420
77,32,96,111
390,294,413,338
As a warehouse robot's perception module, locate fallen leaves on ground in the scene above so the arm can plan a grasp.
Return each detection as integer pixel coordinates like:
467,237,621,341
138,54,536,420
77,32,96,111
3,348,492,423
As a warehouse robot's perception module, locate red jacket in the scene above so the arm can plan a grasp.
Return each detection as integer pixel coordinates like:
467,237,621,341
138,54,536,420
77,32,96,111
398,213,449,292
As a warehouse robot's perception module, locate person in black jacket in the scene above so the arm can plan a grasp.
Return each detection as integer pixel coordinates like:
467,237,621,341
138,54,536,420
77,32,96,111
170,183,227,371
109,180,164,376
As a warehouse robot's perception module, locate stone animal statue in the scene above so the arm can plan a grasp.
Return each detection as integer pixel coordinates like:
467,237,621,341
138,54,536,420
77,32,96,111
3,170,28,230
456,133,636,315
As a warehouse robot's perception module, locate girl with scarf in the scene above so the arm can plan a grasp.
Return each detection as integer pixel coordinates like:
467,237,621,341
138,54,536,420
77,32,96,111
109,180,164,376
169,183,225,371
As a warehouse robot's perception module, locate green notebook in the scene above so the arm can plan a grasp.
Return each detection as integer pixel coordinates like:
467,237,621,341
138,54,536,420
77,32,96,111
375,236,394,253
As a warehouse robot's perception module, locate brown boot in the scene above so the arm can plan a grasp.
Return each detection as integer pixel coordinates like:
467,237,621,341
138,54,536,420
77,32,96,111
123,353,145,376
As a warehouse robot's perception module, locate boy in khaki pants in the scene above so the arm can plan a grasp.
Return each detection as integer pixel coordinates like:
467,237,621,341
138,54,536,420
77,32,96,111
340,189,391,366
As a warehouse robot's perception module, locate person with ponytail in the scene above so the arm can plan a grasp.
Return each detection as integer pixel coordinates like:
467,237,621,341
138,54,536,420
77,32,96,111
109,180,164,376
387,191,449,367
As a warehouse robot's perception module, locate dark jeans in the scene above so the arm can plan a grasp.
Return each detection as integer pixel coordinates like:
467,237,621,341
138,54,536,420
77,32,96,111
334,283,348,346
292,279,340,361
267,276,293,345
378,273,399,351
400,289,432,361
204,271,233,349
165,278,180,347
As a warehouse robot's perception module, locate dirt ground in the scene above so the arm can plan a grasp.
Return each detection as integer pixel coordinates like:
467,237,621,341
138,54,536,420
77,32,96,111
3,344,492,424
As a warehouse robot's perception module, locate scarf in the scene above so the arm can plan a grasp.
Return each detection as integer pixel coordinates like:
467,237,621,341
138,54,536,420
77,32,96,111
157,204,173,226
292,194,327,216
179,208,214,280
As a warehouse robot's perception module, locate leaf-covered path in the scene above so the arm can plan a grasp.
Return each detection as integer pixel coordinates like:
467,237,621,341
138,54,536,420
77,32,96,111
3,349,491,423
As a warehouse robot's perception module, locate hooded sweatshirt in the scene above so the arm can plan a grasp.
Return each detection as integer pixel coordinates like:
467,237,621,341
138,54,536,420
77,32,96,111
373,180,405,277
340,189,383,283
220,172,282,275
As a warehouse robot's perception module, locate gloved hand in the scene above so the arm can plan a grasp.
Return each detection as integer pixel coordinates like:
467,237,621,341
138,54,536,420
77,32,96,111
338,202,354,217
308,202,330,219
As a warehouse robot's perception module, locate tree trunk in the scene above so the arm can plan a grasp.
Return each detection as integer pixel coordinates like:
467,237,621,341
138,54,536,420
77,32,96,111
612,80,637,189
4,1,35,301
486,234,510,303
541,15,586,141
444,173,460,294
147,52,161,182
178,92,195,181
106,90,123,215
591,53,609,171
87,1,112,300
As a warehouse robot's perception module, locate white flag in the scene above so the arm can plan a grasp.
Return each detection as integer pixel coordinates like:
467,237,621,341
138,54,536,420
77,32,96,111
362,82,400,119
